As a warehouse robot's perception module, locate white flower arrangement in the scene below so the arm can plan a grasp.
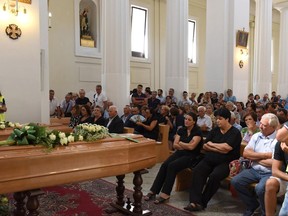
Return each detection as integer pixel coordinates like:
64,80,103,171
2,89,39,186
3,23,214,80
49,133,56,141
0,122,109,149
0,123,5,130
60,137,68,145
15,123,22,129
8,122,15,128
74,123,109,141
67,134,75,143
58,132,66,139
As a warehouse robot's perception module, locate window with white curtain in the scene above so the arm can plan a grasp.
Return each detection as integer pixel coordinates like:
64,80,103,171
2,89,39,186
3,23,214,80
188,19,197,64
131,6,148,58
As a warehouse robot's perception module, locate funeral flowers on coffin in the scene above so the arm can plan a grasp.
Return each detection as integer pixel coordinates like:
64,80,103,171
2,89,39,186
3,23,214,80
0,121,22,130
0,123,109,149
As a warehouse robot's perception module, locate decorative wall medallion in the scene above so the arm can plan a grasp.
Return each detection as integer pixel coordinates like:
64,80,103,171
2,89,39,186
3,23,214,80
6,24,22,40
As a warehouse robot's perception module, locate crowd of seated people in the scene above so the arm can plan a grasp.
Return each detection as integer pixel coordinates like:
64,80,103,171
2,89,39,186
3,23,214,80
50,85,288,215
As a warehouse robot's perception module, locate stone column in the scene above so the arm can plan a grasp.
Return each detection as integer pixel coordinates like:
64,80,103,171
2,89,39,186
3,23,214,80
102,0,130,115
252,0,272,96
165,0,188,99
274,2,288,99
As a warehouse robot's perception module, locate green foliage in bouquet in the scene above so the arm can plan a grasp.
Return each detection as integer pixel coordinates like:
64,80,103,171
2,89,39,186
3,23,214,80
0,123,54,149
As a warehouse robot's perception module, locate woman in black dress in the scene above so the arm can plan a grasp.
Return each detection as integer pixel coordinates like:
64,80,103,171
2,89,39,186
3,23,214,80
92,105,106,126
135,107,159,140
79,104,93,124
144,112,203,204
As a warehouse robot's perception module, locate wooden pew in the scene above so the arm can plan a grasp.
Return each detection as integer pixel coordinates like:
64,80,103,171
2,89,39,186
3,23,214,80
123,124,170,163
174,142,247,192
50,117,70,125
124,127,135,134
155,124,170,163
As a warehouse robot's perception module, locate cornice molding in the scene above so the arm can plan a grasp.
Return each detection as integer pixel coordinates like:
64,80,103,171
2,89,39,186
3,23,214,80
273,1,288,11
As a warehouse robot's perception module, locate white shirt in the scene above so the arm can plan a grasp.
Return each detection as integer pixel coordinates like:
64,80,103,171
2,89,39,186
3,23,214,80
197,114,212,131
93,92,107,108
245,131,277,173
50,98,59,116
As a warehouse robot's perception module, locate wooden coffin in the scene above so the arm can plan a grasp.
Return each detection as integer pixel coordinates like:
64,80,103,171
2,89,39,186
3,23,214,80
0,134,156,194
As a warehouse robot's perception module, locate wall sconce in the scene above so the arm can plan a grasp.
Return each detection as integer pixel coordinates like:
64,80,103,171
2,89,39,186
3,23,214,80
48,12,52,28
239,48,249,68
2,0,27,16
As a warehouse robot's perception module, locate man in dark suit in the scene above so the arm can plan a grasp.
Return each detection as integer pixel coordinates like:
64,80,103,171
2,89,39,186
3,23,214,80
105,105,124,133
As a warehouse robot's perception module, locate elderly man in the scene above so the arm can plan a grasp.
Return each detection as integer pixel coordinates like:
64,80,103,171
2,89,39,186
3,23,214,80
231,113,279,216
105,105,124,133
60,92,75,117
196,106,212,137
265,122,288,216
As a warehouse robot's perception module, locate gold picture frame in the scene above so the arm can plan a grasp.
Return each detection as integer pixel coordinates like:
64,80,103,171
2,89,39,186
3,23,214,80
19,0,32,4
236,30,249,48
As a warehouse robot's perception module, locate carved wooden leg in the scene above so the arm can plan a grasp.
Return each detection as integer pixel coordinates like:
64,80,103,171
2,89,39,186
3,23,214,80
133,170,143,214
115,174,125,206
108,171,151,215
13,192,26,216
25,189,45,216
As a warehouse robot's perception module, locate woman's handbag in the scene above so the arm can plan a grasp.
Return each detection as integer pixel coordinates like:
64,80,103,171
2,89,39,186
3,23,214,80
229,157,252,177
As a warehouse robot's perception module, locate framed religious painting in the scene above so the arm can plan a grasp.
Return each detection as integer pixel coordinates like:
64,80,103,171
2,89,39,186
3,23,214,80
74,0,101,58
236,30,249,48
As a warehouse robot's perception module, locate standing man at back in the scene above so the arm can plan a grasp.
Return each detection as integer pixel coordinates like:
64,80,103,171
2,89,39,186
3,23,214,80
93,85,107,110
75,89,90,106
132,84,147,109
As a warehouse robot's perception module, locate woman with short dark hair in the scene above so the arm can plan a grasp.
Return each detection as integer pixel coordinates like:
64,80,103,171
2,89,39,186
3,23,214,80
144,112,203,204
184,108,242,212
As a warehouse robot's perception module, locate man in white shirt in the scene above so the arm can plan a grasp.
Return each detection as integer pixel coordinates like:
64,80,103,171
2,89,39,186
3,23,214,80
197,106,212,136
49,89,60,117
231,113,279,216
93,85,108,110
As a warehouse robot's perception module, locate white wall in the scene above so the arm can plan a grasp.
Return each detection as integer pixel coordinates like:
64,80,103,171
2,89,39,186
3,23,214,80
232,0,250,103
0,0,49,123
49,0,101,103
48,0,281,106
